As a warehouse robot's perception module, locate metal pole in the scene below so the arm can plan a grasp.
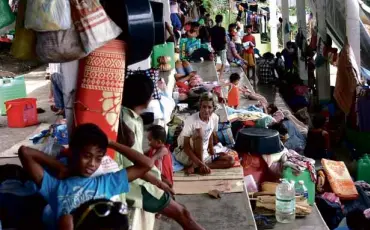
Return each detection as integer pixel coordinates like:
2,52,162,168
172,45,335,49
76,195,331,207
346,0,361,79
316,0,331,103
281,0,290,46
297,0,307,81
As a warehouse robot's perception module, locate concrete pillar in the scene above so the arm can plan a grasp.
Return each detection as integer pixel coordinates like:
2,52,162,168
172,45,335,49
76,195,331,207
346,0,361,77
281,0,290,46
61,60,79,140
270,0,278,54
316,0,331,103
296,0,307,81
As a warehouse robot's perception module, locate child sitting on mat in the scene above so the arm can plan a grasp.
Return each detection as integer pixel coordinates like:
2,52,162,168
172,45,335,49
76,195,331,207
146,125,174,187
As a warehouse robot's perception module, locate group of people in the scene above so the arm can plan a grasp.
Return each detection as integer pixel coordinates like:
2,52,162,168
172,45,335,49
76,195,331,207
169,3,258,81
18,73,209,230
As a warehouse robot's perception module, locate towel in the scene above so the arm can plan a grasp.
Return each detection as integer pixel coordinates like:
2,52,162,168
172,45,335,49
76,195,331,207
334,41,359,114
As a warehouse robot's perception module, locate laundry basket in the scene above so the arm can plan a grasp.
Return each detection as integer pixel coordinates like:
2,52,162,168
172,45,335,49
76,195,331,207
5,98,38,128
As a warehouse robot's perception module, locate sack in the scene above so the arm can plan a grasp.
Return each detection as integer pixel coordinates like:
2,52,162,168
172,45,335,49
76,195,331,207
217,122,235,146
11,28,36,60
0,0,15,30
70,0,122,53
152,43,175,69
36,28,88,63
24,0,71,31
10,0,36,60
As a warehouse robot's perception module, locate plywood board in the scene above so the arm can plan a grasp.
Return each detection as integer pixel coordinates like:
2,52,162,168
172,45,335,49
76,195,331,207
174,167,244,181
174,179,244,194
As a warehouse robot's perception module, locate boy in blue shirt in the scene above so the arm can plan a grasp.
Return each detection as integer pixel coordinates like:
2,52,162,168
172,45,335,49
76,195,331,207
18,123,154,229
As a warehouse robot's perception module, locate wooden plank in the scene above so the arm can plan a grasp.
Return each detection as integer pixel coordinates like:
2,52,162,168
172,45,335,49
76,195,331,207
173,167,244,181
174,179,244,194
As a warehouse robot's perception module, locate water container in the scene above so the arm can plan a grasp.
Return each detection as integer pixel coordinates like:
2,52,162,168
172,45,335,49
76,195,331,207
295,180,309,200
283,167,315,205
275,179,296,223
357,154,370,183
0,76,27,115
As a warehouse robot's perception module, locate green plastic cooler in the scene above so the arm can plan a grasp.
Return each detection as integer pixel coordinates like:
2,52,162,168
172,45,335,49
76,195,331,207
0,76,27,115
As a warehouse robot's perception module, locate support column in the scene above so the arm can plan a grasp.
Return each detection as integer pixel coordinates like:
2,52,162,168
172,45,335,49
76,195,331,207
296,0,307,81
61,60,79,140
346,0,361,77
316,0,331,103
281,0,290,47
270,0,278,54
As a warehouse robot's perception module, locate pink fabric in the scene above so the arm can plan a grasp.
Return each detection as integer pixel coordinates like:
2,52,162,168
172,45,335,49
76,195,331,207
272,110,285,123
321,192,341,205
189,75,203,88
364,209,370,219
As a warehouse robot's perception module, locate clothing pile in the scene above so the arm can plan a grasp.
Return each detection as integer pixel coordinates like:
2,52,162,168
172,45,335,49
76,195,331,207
281,149,316,183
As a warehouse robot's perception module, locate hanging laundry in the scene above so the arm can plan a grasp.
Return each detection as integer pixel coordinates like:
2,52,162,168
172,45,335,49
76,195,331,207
0,0,15,30
334,41,359,114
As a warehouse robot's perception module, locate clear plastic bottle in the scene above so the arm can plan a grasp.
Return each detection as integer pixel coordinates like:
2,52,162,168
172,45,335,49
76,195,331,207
275,179,296,223
173,87,179,102
295,180,308,200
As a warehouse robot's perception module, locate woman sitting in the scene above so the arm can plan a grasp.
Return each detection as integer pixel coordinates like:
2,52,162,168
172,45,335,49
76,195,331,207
226,23,248,73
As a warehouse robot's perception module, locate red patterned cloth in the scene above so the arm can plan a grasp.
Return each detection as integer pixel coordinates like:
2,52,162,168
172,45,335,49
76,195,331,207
75,40,126,158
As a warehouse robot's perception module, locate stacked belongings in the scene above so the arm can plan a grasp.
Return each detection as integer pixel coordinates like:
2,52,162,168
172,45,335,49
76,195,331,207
157,56,172,72
235,127,284,185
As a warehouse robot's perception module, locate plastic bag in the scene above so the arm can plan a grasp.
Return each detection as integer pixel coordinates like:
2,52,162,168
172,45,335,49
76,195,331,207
70,0,122,53
10,0,36,60
0,0,15,30
24,0,71,31
36,27,88,63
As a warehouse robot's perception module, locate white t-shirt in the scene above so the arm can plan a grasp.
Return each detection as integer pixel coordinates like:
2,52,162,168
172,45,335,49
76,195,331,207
48,63,61,74
177,112,219,161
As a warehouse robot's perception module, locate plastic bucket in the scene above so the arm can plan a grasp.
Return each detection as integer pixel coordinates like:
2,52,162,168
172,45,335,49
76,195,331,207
5,98,38,128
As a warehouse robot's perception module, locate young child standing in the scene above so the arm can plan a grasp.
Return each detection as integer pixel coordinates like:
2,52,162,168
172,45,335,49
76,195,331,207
242,25,256,80
227,73,242,109
147,125,174,187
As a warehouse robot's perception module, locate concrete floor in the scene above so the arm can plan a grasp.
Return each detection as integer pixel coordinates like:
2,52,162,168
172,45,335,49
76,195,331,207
154,193,256,230
0,66,56,165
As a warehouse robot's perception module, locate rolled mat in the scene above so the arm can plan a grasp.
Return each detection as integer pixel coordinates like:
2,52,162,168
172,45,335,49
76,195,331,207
74,40,126,158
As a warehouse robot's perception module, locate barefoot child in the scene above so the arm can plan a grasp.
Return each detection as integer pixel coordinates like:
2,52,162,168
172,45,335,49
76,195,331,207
223,73,250,109
227,73,242,109
147,125,174,187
